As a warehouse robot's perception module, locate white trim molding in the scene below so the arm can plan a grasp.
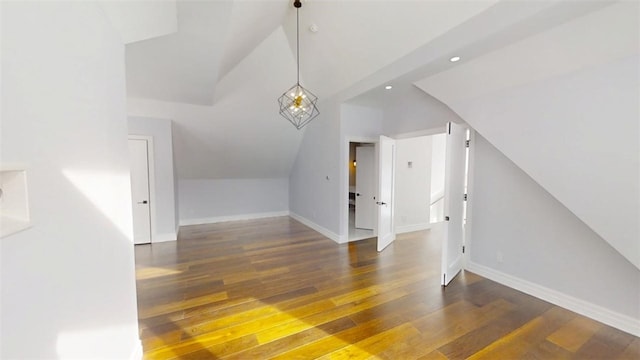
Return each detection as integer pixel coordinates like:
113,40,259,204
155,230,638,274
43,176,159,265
179,211,290,226
396,222,431,234
153,232,177,243
289,212,346,244
466,261,640,337
342,136,379,247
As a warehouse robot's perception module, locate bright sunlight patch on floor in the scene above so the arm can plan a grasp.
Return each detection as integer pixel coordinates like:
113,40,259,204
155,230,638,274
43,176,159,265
136,266,184,280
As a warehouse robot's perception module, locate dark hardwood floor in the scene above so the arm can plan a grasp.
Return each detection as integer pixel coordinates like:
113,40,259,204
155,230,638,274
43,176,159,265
134,216,639,359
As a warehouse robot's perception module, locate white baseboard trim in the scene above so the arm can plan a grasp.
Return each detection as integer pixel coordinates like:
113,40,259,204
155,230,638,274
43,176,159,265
129,339,143,360
396,223,431,234
179,211,290,226
466,261,640,337
289,212,345,244
153,232,177,243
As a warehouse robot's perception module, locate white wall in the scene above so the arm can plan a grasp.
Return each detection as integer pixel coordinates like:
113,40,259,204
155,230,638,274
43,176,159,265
394,136,432,233
382,86,461,137
1,2,140,358
468,135,640,334
457,54,640,270
101,0,178,44
340,104,384,240
290,98,454,241
179,178,289,225
127,98,296,227
417,3,640,269
341,104,384,140
171,122,180,231
430,133,446,201
289,98,343,240
125,27,304,180
128,116,178,241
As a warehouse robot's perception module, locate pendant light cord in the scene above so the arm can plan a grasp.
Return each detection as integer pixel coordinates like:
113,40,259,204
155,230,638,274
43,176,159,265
296,7,300,85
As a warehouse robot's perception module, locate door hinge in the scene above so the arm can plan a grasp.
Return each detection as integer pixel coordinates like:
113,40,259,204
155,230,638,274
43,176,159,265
465,140,470,148
445,216,450,221
448,123,451,134
462,245,466,254
463,193,467,201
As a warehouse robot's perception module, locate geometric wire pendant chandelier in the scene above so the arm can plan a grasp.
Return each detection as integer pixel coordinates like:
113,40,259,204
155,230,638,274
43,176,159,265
278,0,319,130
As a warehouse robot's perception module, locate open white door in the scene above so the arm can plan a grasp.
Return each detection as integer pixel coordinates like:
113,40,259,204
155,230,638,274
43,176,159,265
441,122,466,286
355,146,375,229
129,138,152,245
377,135,396,252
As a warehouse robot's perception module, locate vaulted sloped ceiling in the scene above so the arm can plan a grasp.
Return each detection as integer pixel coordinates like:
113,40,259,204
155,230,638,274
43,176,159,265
216,1,290,83
413,1,639,268
124,0,498,179
129,26,304,179
126,1,233,105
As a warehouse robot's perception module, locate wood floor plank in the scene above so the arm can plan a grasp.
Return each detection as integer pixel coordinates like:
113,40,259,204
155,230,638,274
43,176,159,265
317,323,421,360
417,350,449,360
254,284,416,344
222,316,359,360
573,323,637,359
521,339,574,360
467,306,575,360
133,217,639,359
138,291,228,319
617,338,640,360
546,316,602,352
267,314,407,359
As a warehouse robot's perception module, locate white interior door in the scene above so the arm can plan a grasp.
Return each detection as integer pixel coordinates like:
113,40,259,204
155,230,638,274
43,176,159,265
355,146,375,229
129,139,152,245
441,122,467,285
377,135,396,252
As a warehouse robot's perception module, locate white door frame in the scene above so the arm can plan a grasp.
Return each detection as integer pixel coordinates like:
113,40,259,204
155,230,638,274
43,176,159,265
128,135,157,244
393,125,472,269
342,136,378,242
462,130,476,269
340,126,471,253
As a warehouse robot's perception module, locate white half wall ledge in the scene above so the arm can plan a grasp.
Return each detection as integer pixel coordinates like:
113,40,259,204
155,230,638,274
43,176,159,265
289,212,346,244
466,261,640,337
179,211,290,227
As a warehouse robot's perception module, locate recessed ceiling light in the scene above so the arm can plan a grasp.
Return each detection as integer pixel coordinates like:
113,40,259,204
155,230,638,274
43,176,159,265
385,85,393,90
450,56,461,62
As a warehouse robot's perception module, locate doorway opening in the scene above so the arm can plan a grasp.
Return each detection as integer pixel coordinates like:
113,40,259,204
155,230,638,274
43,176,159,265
348,141,376,241
342,125,472,263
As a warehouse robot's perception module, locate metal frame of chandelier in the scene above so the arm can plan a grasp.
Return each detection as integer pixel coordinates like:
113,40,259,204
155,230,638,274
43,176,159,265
278,0,319,130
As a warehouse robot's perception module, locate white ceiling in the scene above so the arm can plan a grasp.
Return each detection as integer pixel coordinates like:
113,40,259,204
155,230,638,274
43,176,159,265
125,1,233,105
122,0,622,180
101,0,178,44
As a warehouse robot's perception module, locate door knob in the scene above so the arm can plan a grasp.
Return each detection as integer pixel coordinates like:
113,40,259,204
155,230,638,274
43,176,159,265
356,193,360,196
376,201,387,205
138,200,148,204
